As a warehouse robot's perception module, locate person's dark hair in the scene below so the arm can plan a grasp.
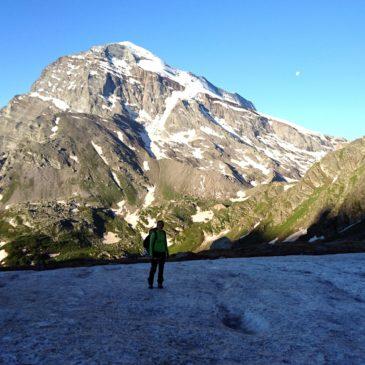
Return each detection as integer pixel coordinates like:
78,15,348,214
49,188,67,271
157,220,164,228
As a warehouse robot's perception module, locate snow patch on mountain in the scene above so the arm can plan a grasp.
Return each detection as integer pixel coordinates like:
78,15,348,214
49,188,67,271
230,190,248,202
192,148,203,159
213,100,245,112
143,161,150,171
103,231,120,244
339,220,363,233
69,154,79,163
284,229,308,242
143,186,156,208
200,126,221,138
110,58,132,77
192,206,214,223
111,172,122,189
0,241,7,262
231,156,271,175
51,126,58,133
283,183,295,191
144,77,210,157
91,141,109,165
124,210,140,228
117,41,252,108
50,118,59,138
169,130,197,144
112,200,126,215
145,216,157,229
29,92,69,111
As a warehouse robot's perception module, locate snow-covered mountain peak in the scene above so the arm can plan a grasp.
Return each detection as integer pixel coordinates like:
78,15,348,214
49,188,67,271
115,41,173,75
0,41,346,205
83,41,255,110
117,41,158,59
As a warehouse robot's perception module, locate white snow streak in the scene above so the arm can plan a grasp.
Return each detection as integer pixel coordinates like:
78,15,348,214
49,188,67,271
116,131,124,142
50,117,61,138
111,57,132,76
339,220,362,233
231,156,271,175
283,184,295,191
283,229,308,242
268,238,279,244
308,235,325,243
192,206,214,223
192,148,203,159
143,186,156,208
230,190,249,202
111,172,122,189
69,155,79,163
200,126,221,138
8,219,17,227
143,161,150,171
124,210,140,228
29,92,69,111
91,141,109,165
112,200,126,215
169,130,197,144
0,241,7,262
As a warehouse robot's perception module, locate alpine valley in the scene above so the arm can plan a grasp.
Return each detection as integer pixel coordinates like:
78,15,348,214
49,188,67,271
1,41,364,267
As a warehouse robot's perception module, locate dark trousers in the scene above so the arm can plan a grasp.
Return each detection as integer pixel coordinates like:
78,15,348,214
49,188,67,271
148,252,166,285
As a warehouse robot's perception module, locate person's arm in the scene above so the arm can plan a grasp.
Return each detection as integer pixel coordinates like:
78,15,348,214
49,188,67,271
149,231,155,257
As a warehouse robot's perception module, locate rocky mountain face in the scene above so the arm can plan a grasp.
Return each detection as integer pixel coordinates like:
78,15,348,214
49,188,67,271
0,41,350,265
205,136,365,251
242,136,365,245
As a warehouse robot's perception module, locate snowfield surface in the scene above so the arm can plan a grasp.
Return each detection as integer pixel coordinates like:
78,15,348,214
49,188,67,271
0,254,365,364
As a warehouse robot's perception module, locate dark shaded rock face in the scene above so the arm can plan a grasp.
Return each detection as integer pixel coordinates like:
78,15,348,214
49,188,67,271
210,237,232,250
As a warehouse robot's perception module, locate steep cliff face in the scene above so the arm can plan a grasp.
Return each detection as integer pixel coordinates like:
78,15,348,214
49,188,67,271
0,41,349,263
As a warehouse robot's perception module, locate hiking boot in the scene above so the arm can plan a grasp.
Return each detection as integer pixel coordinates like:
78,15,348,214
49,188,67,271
148,284,153,289
158,284,163,289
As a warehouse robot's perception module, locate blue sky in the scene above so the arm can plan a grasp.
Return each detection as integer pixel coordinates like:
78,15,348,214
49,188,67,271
0,0,364,140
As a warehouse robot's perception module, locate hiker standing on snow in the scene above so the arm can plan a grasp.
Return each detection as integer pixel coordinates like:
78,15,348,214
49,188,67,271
148,220,169,289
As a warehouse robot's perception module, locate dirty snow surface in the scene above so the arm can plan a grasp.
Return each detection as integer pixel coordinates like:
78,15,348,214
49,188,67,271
1,254,365,364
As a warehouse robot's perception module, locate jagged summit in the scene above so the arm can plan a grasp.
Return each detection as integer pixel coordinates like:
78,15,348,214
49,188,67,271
70,41,257,111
